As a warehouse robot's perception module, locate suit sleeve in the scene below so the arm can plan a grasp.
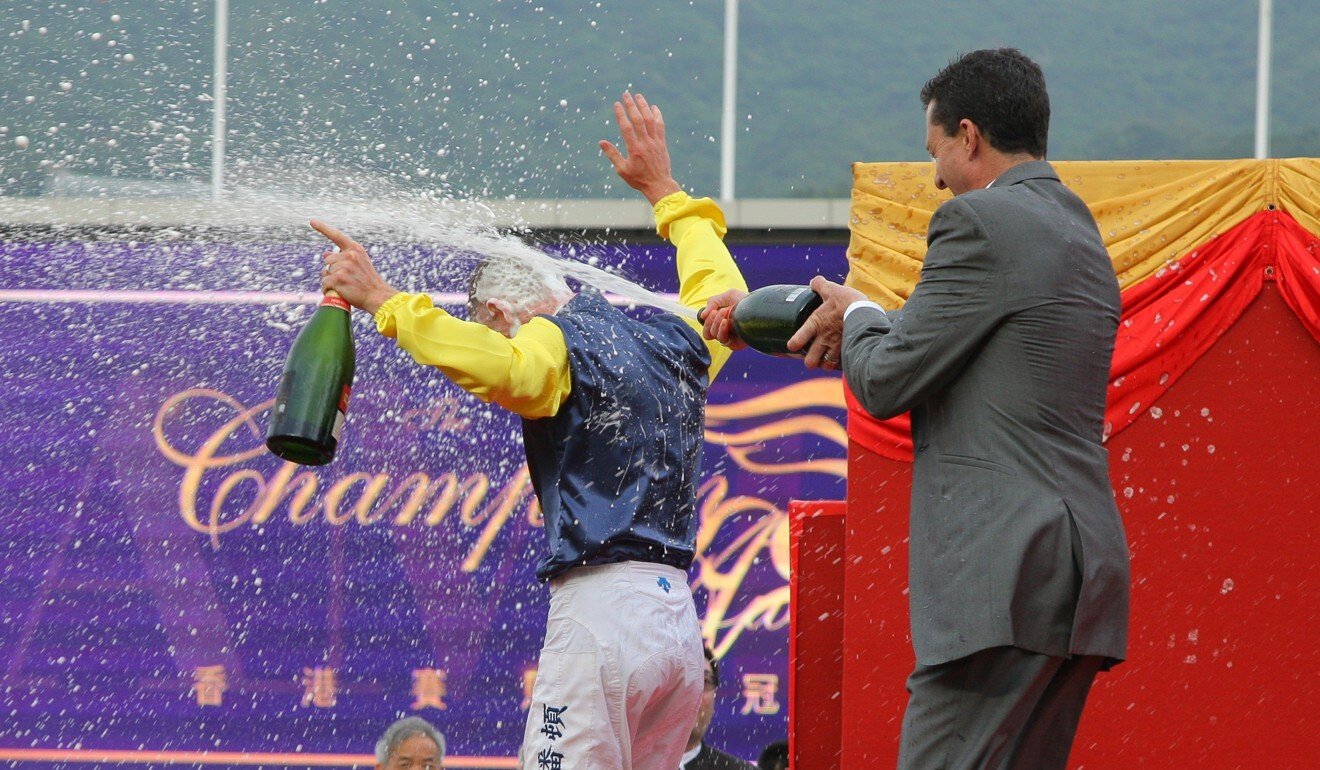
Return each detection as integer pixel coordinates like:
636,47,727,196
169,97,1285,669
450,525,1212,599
842,196,1004,419
374,292,572,419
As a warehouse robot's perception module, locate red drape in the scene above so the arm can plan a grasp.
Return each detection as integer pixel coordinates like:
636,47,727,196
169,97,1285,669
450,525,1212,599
846,210,1320,462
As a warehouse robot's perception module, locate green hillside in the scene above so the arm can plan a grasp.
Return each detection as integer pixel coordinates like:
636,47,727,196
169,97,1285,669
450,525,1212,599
1,1,1316,199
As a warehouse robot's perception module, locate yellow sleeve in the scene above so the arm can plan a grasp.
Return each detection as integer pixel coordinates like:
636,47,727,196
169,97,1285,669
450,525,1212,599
373,292,572,419
653,192,749,382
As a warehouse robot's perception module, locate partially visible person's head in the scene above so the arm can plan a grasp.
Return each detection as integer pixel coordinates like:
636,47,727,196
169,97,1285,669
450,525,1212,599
688,645,720,749
758,739,789,770
919,48,1050,194
468,257,574,337
374,716,445,770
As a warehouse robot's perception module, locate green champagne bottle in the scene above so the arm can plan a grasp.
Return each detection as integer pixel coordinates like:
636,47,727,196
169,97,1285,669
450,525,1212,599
266,291,356,465
731,284,823,357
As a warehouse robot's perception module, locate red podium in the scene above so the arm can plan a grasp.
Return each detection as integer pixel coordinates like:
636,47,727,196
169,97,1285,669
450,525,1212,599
787,501,846,769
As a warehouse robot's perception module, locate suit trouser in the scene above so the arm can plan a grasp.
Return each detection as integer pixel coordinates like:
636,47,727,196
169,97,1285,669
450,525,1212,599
897,646,1105,770
519,561,704,770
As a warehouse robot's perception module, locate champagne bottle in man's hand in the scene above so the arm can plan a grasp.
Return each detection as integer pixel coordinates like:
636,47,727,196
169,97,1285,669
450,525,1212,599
728,284,822,357
265,256,358,466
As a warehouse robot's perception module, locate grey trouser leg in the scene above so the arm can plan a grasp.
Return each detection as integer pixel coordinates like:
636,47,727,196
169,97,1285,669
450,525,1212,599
896,646,1104,770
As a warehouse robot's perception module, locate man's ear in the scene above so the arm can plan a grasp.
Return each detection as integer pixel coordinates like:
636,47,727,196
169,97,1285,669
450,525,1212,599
486,297,513,323
484,297,523,336
960,118,981,157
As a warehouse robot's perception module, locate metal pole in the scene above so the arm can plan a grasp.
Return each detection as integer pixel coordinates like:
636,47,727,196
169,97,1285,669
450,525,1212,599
1254,0,1272,159
720,0,738,203
212,0,228,198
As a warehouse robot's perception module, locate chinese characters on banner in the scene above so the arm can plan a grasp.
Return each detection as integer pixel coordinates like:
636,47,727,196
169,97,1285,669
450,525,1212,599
301,667,338,708
193,665,227,707
740,674,781,716
412,668,449,710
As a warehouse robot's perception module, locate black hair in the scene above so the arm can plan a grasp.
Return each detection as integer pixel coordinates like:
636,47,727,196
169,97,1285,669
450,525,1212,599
758,740,789,770
703,645,719,688
920,48,1050,158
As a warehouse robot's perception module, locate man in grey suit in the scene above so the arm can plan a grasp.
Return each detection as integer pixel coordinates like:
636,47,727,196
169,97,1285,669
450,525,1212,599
704,48,1130,769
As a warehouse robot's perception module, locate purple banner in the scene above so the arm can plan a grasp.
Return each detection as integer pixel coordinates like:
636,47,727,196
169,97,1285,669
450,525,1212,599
0,235,848,767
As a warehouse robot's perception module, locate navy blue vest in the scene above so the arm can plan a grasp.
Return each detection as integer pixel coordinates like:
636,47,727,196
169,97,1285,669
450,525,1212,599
522,291,712,581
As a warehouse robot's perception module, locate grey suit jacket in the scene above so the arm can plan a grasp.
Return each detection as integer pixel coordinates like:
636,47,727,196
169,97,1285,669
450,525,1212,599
843,160,1129,666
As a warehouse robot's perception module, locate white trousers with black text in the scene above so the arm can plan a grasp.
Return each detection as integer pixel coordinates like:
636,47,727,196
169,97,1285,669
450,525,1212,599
519,561,704,770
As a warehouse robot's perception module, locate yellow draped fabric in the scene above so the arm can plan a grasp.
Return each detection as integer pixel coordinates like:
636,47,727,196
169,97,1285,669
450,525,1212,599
846,158,1320,304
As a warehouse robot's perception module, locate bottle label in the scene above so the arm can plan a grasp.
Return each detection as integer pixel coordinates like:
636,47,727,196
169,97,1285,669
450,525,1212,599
332,385,350,442
320,295,351,312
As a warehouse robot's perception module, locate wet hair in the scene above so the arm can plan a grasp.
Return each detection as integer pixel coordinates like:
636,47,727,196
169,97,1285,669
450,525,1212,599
374,716,445,765
466,257,571,323
920,48,1050,158
703,645,719,688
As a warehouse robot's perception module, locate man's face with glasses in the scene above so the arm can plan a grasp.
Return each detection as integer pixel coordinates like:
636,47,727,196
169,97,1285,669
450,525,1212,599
925,100,976,195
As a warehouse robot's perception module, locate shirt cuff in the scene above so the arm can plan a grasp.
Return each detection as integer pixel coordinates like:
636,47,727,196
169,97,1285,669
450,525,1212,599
653,189,687,215
653,191,728,240
373,291,413,335
844,300,886,321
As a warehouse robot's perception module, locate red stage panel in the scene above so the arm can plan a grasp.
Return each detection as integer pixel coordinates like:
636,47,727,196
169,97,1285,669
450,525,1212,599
840,444,911,767
838,285,1320,768
787,500,846,770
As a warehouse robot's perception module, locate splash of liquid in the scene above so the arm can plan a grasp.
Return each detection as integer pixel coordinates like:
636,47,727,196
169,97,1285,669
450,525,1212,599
223,162,696,319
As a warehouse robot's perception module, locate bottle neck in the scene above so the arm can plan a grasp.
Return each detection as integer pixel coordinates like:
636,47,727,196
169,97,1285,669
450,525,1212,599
320,294,351,312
